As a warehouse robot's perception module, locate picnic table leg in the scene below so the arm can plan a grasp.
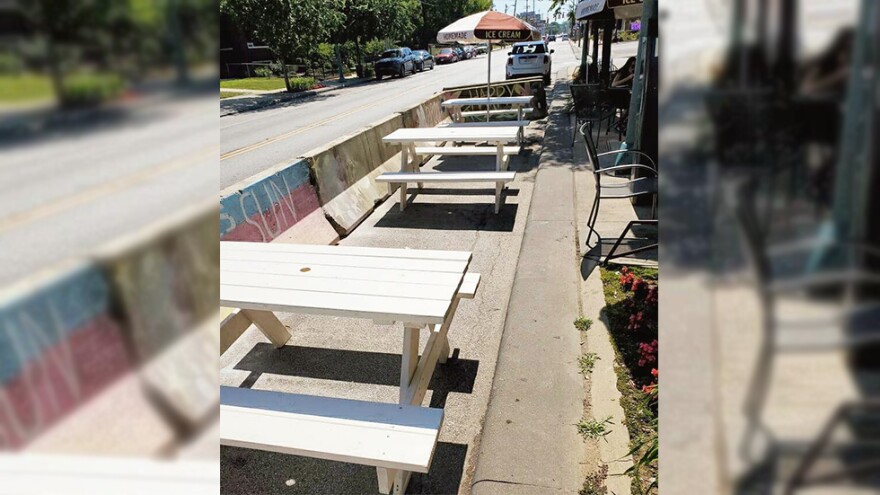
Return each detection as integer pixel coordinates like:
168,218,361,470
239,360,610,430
399,182,408,212
400,296,462,406
400,144,408,173
411,143,423,189
240,310,291,348
496,142,504,171
439,338,451,364
376,467,394,494
400,326,420,404
495,181,503,214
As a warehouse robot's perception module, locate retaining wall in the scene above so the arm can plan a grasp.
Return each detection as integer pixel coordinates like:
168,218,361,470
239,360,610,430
0,203,218,451
219,92,449,241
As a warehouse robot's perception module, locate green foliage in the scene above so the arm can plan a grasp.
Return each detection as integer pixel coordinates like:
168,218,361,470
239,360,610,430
578,353,599,375
221,0,344,67
580,464,609,495
60,73,124,107
618,30,639,42
254,66,272,78
0,74,53,103
574,317,593,332
576,416,613,440
287,76,316,91
415,0,492,47
600,266,658,494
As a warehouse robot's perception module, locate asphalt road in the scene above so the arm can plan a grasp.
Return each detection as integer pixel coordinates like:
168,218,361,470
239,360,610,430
220,41,575,188
0,89,217,287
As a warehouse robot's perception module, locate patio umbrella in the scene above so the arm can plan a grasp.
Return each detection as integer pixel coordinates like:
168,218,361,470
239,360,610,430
437,11,540,120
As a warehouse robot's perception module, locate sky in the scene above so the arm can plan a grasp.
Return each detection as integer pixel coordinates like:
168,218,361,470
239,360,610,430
491,0,577,21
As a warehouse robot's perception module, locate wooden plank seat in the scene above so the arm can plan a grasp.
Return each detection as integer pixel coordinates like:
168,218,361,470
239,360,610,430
459,107,534,117
377,171,516,214
439,120,531,128
221,386,444,494
414,145,520,157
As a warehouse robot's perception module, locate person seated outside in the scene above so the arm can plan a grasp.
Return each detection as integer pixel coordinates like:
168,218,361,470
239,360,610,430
612,57,637,88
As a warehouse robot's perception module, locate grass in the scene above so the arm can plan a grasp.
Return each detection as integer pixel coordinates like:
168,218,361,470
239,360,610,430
574,317,593,332
220,76,316,92
578,353,600,375
0,74,53,103
220,91,239,99
600,264,659,495
576,416,613,440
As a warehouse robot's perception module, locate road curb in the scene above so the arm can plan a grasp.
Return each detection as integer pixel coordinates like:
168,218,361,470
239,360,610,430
220,77,372,117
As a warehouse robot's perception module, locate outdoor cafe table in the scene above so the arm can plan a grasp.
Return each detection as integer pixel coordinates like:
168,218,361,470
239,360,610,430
382,126,520,172
220,241,477,406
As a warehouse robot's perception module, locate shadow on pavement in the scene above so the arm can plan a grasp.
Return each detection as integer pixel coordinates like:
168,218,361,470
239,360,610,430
375,202,518,231
235,344,479,406
221,441,468,495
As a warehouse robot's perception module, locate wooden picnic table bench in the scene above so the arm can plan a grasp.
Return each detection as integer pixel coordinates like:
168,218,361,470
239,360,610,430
380,126,520,213
219,241,480,494
442,96,534,138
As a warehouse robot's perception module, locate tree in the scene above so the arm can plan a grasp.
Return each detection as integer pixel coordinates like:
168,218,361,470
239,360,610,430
415,0,492,48
335,0,419,74
220,0,343,91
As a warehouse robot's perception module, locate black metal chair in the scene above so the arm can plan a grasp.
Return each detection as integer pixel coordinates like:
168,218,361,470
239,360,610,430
571,84,614,148
723,177,880,490
581,122,658,264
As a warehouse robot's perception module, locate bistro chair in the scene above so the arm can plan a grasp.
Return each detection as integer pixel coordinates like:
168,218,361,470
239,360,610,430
581,122,658,264
571,84,614,148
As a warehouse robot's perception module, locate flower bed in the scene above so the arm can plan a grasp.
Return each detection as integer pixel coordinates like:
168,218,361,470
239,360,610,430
600,265,658,494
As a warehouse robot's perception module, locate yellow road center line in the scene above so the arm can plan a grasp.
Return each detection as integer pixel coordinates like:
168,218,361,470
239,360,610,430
0,145,218,234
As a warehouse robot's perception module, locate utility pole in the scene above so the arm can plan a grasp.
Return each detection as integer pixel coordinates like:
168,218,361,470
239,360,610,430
512,0,517,16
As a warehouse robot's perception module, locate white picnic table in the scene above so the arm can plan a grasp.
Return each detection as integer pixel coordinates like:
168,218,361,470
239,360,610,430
442,95,534,125
219,241,481,494
220,241,479,405
382,126,520,173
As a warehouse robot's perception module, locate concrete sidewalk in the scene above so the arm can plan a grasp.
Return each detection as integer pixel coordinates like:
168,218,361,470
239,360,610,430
471,70,643,494
469,78,589,494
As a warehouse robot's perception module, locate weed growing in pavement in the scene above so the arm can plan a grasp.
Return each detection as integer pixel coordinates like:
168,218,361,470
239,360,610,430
574,317,593,332
579,464,609,495
576,416,613,440
578,353,600,375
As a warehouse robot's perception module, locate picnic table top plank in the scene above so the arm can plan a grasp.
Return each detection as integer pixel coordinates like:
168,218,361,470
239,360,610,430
221,248,469,274
221,259,466,286
222,271,459,301
382,126,520,143
221,241,471,262
220,284,453,324
442,96,534,106
220,242,471,324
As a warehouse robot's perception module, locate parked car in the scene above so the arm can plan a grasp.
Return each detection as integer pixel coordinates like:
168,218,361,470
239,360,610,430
475,43,488,54
559,34,569,41
463,45,475,59
453,47,465,60
506,40,554,85
435,47,458,64
374,47,416,80
413,50,435,71
547,35,556,42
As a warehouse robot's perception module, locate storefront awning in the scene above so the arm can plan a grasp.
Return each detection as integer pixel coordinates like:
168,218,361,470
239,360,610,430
575,0,643,20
